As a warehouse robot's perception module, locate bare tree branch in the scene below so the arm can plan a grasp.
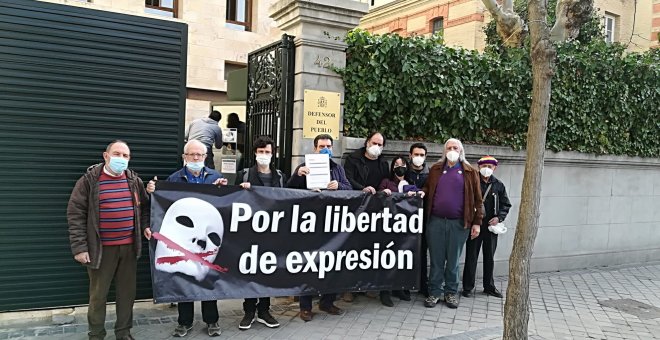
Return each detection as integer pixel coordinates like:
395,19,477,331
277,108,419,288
550,0,594,42
503,0,514,12
482,0,527,47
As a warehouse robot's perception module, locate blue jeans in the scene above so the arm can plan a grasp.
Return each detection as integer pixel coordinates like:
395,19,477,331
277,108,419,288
426,216,469,296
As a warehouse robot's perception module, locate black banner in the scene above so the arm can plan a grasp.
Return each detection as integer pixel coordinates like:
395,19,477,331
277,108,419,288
149,182,423,303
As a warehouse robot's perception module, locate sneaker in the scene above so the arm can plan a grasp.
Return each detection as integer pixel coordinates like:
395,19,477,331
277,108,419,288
445,293,459,309
172,324,192,337
238,313,254,330
256,311,280,328
207,322,221,337
424,295,441,308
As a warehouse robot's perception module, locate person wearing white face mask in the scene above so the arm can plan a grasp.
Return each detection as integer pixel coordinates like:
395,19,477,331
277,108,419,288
342,131,389,303
404,142,431,297
421,138,484,310
344,131,389,195
234,136,284,331
145,139,228,338
462,156,511,299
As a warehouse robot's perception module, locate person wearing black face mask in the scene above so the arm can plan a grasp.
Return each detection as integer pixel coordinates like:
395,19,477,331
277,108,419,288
378,156,425,306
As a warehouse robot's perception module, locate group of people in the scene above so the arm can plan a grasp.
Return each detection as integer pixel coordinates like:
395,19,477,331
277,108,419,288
67,128,510,340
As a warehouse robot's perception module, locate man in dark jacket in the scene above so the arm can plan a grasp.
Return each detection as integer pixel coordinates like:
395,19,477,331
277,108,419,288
287,134,350,321
422,138,483,309
405,142,431,296
462,156,511,299
67,140,150,340
342,132,391,304
145,140,228,337
235,135,283,331
343,132,389,194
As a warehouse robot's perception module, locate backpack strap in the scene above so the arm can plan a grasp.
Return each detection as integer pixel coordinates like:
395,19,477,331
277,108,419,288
243,168,250,183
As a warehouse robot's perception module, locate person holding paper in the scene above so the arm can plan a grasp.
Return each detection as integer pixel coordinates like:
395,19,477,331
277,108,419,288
287,134,351,191
287,134,350,321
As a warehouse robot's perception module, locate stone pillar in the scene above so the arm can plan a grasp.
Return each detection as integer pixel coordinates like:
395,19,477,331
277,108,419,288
269,0,368,169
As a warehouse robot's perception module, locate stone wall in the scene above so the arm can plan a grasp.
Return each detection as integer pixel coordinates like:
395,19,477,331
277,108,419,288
341,137,660,276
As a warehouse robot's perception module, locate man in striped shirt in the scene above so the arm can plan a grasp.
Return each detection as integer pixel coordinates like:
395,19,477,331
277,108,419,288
67,140,150,340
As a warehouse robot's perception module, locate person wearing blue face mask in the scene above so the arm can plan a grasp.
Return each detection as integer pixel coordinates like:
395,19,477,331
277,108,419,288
145,139,228,337
286,134,351,322
67,140,150,340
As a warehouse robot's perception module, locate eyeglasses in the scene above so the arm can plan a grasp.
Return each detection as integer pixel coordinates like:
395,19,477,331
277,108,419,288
184,153,206,158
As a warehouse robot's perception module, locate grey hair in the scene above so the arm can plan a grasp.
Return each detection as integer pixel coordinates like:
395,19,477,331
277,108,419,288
439,138,470,165
183,139,208,154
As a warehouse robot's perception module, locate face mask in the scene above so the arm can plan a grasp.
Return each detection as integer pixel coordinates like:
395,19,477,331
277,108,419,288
108,157,128,174
412,156,425,167
480,167,494,177
186,161,204,172
319,147,333,158
394,166,407,177
367,145,382,158
446,150,460,163
255,154,272,166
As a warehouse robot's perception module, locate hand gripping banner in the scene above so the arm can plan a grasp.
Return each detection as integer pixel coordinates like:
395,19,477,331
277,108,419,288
149,182,423,303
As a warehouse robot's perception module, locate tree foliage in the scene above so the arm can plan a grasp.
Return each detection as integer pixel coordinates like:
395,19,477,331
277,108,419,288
337,29,659,157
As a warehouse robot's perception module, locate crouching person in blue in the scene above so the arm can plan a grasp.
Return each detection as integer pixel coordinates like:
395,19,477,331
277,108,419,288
145,139,228,337
235,135,284,330
287,133,351,321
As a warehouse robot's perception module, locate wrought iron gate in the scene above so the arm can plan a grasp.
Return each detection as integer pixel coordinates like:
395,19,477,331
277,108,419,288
245,34,295,175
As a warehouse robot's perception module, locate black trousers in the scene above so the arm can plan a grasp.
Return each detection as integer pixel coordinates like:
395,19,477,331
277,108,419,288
243,297,271,314
299,294,335,311
204,149,215,169
463,229,498,292
177,300,218,327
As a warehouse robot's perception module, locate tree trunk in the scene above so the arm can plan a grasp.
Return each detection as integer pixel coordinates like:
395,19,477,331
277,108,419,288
502,0,556,339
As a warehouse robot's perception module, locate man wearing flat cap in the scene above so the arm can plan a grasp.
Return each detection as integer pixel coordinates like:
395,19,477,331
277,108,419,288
462,155,512,298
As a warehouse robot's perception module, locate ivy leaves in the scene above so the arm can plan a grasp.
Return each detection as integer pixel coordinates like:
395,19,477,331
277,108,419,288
337,29,659,157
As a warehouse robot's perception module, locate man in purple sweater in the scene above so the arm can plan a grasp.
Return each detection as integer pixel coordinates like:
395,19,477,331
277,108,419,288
422,138,483,309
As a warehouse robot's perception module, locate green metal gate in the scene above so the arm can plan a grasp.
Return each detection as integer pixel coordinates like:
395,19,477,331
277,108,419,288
0,0,188,311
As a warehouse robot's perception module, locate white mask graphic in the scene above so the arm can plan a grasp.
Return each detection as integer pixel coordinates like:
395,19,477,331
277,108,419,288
154,197,225,281
367,145,382,158
446,150,460,163
480,167,494,177
411,156,425,167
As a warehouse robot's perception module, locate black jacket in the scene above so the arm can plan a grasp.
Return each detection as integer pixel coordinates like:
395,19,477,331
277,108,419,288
343,147,389,190
235,165,286,188
480,175,511,225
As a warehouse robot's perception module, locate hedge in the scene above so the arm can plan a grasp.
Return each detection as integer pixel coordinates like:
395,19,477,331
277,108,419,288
337,29,660,157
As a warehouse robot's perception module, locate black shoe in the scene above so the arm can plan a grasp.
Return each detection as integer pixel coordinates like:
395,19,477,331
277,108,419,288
256,311,280,328
484,288,503,298
393,290,411,301
461,289,472,298
239,313,254,330
380,292,394,307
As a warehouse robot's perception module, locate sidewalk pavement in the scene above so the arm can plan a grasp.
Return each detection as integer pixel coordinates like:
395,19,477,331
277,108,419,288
2,262,660,340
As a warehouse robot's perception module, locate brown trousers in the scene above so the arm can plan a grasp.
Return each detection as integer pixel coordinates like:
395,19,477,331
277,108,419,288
87,244,137,340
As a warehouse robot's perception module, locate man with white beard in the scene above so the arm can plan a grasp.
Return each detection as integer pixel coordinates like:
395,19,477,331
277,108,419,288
146,139,228,337
422,138,483,309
